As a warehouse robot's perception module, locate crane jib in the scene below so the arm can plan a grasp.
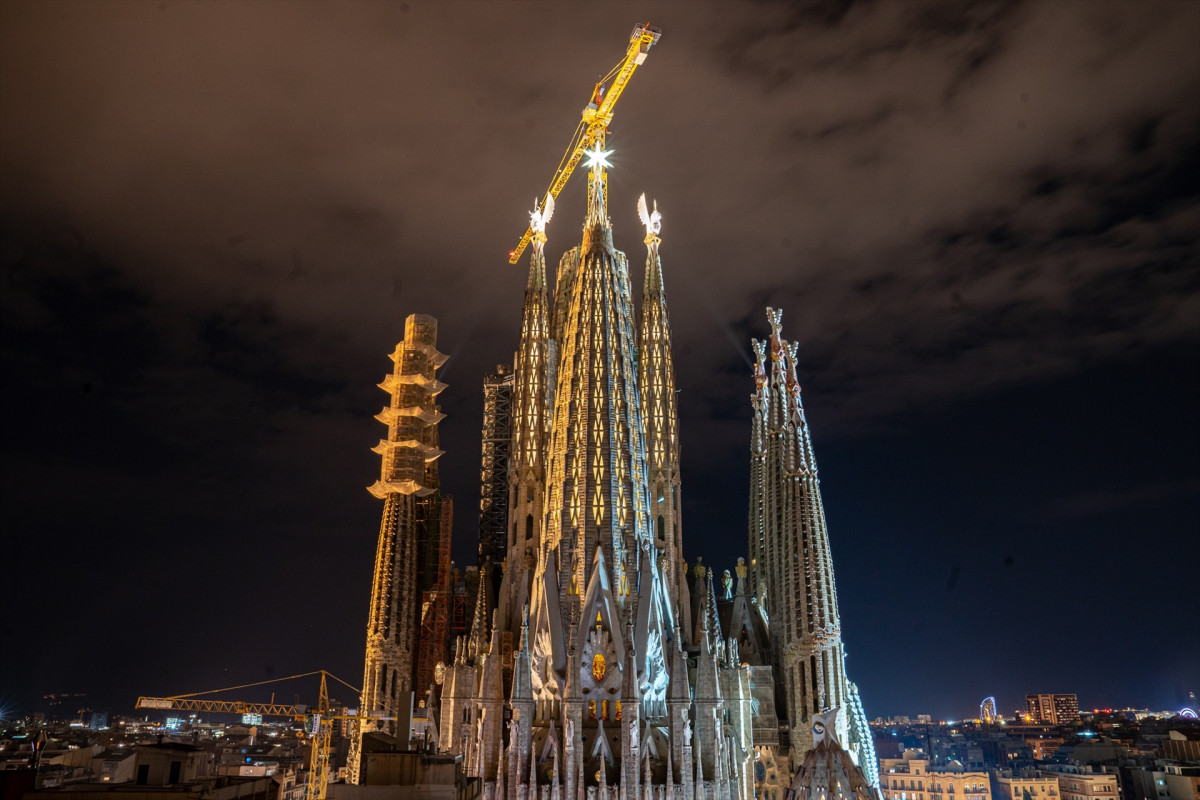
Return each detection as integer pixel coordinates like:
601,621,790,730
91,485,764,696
507,24,660,265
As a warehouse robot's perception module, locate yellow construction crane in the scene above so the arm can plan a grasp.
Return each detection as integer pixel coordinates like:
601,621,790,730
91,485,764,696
507,22,661,264
135,670,379,800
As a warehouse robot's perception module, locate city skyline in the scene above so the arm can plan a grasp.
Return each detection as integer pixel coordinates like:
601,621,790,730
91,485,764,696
1,2,1197,722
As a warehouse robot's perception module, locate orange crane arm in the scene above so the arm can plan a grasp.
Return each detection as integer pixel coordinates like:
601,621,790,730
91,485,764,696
508,23,661,264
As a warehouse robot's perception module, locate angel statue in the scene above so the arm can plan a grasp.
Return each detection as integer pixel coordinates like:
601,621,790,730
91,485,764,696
530,194,556,234
637,193,662,237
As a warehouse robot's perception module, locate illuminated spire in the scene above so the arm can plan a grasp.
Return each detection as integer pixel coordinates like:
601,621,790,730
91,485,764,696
636,194,687,640
498,193,555,633
542,152,651,600
352,313,446,783
584,143,613,233
750,307,860,765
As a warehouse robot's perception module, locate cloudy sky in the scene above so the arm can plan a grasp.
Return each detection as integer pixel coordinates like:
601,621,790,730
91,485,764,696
2,1,1197,721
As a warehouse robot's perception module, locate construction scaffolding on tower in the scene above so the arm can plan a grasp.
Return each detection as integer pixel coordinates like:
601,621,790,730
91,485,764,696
478,365,513,568
415,494,453,703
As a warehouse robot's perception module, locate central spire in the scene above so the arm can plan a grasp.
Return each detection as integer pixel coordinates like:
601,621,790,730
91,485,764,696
583,142,613,232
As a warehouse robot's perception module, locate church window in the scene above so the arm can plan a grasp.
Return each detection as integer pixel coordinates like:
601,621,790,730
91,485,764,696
525,514,534,541
588,700,596,720
615,700,622,721
657,515,665,541
592,653,607,683
601,700,609,721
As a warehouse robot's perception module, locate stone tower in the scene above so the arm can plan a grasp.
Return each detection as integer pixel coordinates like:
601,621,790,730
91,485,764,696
496,193,555,638
444,151,752,799
749,308,848,756
349,313,447,782
637,194,690,634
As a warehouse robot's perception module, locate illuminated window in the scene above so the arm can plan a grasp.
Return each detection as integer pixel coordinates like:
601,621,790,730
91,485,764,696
592,653,606,683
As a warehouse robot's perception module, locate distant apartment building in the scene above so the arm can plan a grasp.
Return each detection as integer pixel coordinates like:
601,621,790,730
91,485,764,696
1040,768,1120,800
996,775,1061,800
1027,738,1065,761
1153,764,1200,800
1162,730,1200,764
1027,695,1081,725
881,754,993,800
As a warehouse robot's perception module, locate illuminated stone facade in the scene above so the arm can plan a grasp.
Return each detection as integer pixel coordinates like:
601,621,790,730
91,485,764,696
348,314,448,783
746,308,878,786
441,160,764,799
430,153,881,798
788,709,877,800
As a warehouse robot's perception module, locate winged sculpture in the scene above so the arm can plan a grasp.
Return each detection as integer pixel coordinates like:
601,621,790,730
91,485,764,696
637,193,662,237
530,194,556,234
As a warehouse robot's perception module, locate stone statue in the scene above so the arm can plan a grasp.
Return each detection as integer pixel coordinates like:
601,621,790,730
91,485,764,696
637,194,663,237
530,194,555,234
722,569,733,599
693,557,706,580
629,719,639,750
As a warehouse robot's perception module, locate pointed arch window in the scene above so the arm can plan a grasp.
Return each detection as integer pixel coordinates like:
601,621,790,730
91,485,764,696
526,514,534,541
657,515,665,541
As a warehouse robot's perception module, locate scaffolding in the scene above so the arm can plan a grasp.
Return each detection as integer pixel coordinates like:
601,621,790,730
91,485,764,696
478,365,514,565
416,494,452,701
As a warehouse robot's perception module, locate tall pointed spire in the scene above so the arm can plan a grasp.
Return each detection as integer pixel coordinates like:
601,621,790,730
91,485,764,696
749,307,856,763
543,146,651,625
499,194,555,634
636,194,688,640
351,313,447,783
468,566,491,662
584,143,613,230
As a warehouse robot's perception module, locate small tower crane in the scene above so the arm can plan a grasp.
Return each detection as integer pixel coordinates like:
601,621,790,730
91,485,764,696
507,22,661,264
135,670,385,800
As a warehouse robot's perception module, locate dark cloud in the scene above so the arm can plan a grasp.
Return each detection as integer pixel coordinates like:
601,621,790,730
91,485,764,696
2,1,1197,719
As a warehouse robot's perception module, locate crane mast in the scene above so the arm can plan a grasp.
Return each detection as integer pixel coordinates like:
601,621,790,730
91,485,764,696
507,22,661,264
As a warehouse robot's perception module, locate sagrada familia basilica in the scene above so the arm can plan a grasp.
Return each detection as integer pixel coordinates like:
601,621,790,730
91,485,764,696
346,145,880,800
345,26,879,800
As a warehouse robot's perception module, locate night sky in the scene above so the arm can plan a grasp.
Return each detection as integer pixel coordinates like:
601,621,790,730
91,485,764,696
2,2,1197,723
